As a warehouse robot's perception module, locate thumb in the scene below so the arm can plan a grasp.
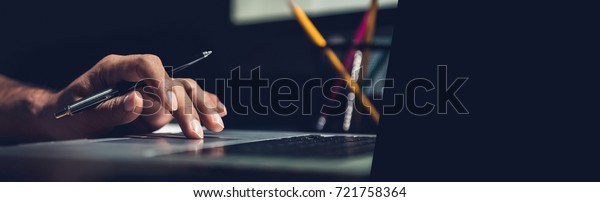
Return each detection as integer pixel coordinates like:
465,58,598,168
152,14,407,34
84,90,143,127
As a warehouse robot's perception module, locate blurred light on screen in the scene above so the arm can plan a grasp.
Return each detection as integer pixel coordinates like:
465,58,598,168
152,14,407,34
231,0,398,25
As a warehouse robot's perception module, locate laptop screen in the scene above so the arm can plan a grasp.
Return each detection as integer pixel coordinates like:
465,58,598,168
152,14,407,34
372,0,600,181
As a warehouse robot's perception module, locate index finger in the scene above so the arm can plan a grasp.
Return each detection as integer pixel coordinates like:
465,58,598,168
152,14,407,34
91,54,173,114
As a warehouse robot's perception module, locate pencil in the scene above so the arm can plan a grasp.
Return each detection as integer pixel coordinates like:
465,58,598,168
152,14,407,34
317,9,371,130
360,0,378,81
289,0,380,123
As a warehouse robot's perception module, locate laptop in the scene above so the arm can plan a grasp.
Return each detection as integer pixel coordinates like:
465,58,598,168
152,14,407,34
0,124,376,181
0,1,391,182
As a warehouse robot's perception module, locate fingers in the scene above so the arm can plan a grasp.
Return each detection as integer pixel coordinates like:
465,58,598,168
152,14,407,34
208,92,227,117
84,91,143,130
176,78,225,132
120,92,174,134
170,80,204,139
98,54,167,86
92,54,173,117
87,54,227,139
138,92,174,130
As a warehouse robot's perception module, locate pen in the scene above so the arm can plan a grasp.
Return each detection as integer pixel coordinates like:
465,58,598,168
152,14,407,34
54,51,212,119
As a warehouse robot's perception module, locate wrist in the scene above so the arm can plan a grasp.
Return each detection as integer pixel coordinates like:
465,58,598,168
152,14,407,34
31,89,61,138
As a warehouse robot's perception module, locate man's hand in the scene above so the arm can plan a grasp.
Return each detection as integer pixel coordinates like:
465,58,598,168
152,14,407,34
1,54,226,141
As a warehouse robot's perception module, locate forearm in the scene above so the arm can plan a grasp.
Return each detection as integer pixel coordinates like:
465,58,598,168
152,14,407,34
0,74,55,140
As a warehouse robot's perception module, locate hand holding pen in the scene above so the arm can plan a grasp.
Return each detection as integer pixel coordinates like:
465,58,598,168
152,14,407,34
38,53,226,140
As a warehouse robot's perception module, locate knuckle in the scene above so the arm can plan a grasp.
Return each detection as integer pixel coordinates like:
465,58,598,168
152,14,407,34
170,79,181,85
136,54,162,67
98,54,121,66
183,78,196,85
102,54,121,61
177,78,197,91
170,80,185,91
209,93,218,101
142,54,161,63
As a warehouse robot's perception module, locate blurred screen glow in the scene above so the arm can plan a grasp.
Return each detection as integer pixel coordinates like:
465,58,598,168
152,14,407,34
231,0,398,25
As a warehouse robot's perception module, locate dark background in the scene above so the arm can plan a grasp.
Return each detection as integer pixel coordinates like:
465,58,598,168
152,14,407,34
372,0,600,181
0,1,395,133
6,0,598,181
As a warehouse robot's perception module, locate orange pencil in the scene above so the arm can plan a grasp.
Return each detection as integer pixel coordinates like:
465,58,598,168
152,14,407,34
289,0,380,123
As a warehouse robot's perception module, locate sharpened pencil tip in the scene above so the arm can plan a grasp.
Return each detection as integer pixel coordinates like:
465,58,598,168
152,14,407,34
203,51,212,57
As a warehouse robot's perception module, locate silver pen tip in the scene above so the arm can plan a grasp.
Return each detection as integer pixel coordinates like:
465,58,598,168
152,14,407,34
203,51,212,57
54,109,72,119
